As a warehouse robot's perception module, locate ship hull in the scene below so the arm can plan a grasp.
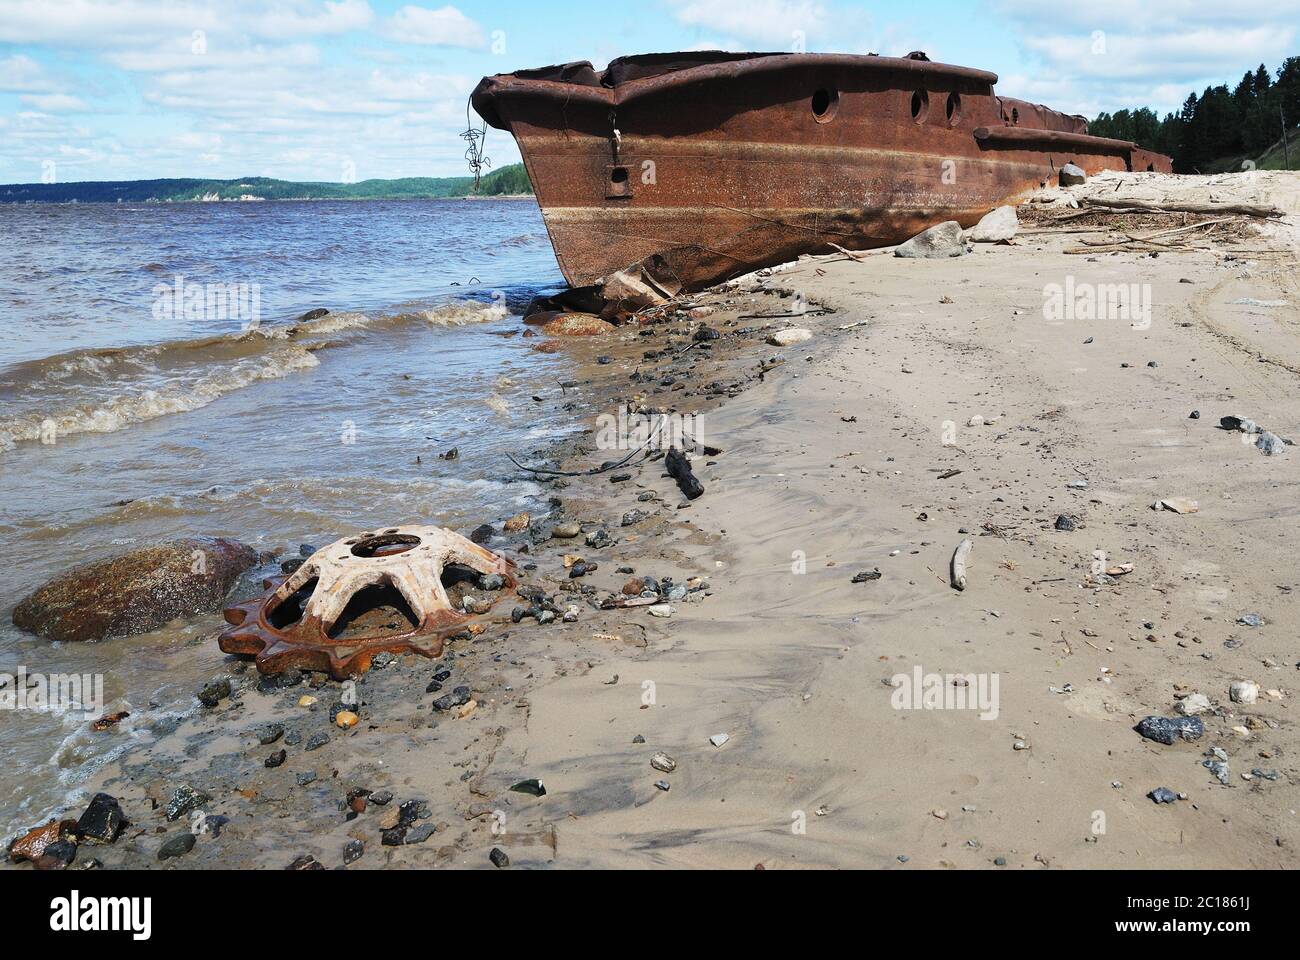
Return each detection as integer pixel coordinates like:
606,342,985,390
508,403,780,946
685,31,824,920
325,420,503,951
472,53,1172,291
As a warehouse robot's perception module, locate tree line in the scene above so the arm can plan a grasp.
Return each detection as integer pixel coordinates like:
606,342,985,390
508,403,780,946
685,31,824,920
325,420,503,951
1089,56,1300,172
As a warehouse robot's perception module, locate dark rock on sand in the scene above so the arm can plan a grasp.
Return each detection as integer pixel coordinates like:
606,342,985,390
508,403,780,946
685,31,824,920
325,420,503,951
36,838,78,869
265,749,287,768
197,678,232,708
469,524,495,544
164,784,209,822
75,793,126,844
432,686,472,712
489,847,510,868
12,537,257,643
1136,715,1204,745
157,832,196,861
343,839,365,865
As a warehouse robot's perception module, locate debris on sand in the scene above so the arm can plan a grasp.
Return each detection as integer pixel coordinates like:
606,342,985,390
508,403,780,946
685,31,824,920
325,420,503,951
1135,715,1204,745
950,539,973,591
1153,497,1199,514
219,525,515,679
1229,680,1259,704
666,446,705,500
767,327,813,347
650,752,677,773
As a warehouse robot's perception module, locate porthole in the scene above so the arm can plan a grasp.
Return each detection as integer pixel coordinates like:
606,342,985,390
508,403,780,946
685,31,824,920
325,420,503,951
812,87,839,123
946,92,961,126
911,89,929,123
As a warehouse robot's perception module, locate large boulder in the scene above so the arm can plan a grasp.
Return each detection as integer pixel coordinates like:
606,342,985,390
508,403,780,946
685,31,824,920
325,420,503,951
541,313,616,336
967,205,1019,243
894,221,967,259
13,537,257,642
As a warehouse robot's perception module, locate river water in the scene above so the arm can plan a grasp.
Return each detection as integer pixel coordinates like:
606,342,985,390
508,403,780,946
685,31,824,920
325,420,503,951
0,197,571,838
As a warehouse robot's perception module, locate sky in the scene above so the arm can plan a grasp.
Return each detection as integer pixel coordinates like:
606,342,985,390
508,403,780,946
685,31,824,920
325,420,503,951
1,0,1297,184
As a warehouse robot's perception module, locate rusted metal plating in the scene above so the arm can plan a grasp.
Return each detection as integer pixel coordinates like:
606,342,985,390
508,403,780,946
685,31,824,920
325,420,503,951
220,526,515,678
471,51,1173,292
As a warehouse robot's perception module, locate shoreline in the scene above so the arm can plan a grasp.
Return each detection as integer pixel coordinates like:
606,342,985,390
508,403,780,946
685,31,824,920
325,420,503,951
6,171,1300,870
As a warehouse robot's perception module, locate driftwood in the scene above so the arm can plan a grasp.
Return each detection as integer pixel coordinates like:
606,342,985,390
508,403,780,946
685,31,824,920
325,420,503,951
950,538,973,591
507,418,665,478
1080,197,1283,218
665,446,705,500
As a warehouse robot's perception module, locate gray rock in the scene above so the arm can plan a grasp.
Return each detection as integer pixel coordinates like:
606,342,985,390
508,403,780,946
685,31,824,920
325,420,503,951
1257,431,1285,456
1148,787,1178,804
1060,163,1086,186
1203,758,1230,784
894,221,967,259
968,205,1018,243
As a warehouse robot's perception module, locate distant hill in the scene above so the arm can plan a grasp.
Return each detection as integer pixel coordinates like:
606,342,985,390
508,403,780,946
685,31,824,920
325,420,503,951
0,162,533,203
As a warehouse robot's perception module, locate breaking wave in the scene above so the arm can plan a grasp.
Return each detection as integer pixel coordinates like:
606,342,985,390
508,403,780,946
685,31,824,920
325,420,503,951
0,300,511,453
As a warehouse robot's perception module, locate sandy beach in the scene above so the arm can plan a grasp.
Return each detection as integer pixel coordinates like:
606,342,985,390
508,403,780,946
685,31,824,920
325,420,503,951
7,171,1299,871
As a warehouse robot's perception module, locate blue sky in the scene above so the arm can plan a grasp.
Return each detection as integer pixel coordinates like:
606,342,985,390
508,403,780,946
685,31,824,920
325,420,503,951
1,0,1296,183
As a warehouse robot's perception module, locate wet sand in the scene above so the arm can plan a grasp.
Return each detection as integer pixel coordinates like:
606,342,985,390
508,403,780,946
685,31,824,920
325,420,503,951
7,171,1300,870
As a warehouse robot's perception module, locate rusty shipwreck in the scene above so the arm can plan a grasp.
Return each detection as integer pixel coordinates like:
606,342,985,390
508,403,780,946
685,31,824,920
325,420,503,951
471,51,1172,293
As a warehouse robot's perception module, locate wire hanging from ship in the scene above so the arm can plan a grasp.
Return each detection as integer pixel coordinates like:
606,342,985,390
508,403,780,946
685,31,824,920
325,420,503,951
461,98,491,191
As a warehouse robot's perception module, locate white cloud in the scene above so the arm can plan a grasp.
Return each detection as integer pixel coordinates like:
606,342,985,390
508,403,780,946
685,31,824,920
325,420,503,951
0,53,54,91
995,2,1300,114
0,0,217,46
105,41,322,73
380,5,485,48
253,0,374,38
20,93,89,111
668,0,827,46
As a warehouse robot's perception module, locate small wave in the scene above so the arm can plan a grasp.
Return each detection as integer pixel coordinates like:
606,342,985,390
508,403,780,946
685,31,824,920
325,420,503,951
0,346,319,450
0,298,513,452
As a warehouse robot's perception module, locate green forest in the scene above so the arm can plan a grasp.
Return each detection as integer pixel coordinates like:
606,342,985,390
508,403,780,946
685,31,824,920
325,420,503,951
1090,55,1300,172
0,162,534,203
